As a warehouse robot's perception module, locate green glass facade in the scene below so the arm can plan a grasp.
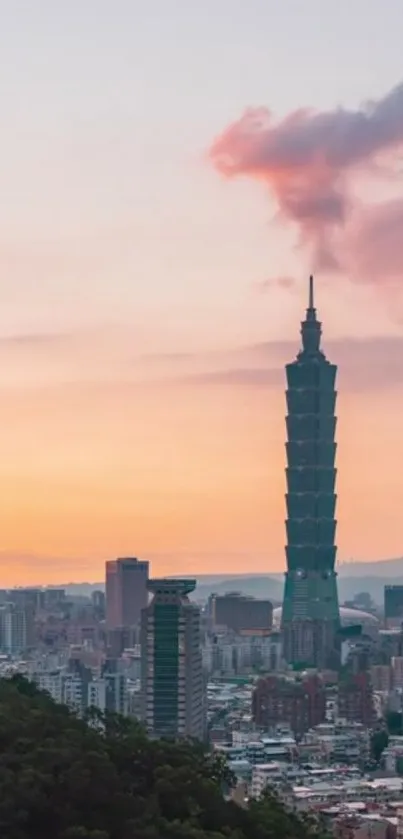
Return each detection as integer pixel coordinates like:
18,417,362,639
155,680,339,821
281,277,340,668
153,603,180,737
140,579,205,740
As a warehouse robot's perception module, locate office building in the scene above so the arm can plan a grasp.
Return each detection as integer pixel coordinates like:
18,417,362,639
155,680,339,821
105,557,149,630
385,585,403,629
140,578,205,740
210,593,273,634
281,276,340,668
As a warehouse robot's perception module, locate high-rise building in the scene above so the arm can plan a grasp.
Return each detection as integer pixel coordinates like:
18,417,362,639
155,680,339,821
281,276,340,668
209,593,273,634
0,602,35,653
385,585,403,629
105,558,149,631
140,578,205,740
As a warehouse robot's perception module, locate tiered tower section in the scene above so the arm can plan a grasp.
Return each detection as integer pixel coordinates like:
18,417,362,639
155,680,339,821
281,277,340,668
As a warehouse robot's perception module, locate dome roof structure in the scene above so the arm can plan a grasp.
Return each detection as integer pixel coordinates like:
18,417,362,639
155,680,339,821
272,605,379,629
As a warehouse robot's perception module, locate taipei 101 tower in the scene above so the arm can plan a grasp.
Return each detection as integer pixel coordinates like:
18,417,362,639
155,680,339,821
281,277,340,668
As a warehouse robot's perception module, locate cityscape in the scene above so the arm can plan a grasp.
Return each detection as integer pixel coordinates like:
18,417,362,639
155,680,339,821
2,3,403,838
2,280,403,837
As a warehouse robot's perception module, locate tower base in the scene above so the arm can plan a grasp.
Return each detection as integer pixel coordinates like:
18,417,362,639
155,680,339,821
282,619,340,670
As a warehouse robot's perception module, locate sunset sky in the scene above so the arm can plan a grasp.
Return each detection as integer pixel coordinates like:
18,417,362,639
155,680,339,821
1,0,403,585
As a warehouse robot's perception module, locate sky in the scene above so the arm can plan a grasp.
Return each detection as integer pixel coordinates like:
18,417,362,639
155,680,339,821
1,0,403,584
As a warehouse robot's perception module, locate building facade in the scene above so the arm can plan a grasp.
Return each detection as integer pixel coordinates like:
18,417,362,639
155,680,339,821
337,673,375,727
140,578,205,740
88,673,127,715
0,602,35,653
252,673,326,736
385,586,403,629
209,593,273,634
392,657,403,689
105,557,149,631
281,276,340,668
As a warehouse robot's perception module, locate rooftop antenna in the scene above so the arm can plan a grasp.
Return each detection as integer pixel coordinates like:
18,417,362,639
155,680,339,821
309,274,314,310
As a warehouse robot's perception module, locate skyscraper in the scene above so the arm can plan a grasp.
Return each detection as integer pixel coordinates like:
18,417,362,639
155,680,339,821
281,276,340,668
385,585,403,629
140,578,205,740
105,558,149,631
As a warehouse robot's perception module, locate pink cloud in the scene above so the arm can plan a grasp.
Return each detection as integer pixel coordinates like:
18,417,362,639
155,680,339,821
209,82,403,277
347,199,403,285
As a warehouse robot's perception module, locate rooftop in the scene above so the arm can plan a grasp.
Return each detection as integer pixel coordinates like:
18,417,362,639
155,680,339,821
272,605,379,627
147,578,196,595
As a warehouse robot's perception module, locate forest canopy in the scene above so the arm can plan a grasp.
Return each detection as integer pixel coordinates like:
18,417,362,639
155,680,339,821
0,675,328,839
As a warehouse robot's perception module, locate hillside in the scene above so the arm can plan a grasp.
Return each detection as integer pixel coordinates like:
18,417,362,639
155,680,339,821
0,676,328,839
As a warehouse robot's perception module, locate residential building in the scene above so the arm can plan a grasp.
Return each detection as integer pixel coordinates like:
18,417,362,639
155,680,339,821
338,673,375,726
88,673,127,715
252,673,326,736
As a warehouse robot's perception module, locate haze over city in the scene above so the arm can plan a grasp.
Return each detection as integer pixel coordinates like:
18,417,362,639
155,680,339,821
1,0,403,585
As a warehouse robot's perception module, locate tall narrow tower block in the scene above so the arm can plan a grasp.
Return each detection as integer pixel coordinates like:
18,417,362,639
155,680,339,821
281,277,340,667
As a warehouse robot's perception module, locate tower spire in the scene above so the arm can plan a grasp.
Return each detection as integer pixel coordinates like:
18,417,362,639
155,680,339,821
309,274,314,310
300,274,322,354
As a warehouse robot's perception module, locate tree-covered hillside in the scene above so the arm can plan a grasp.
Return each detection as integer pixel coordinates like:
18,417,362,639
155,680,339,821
0,675,327,839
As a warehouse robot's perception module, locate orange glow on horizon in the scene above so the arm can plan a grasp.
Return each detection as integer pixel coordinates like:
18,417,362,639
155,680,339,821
0,371,402,586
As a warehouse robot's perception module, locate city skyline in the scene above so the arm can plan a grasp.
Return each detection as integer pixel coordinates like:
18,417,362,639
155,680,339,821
1,2,403,584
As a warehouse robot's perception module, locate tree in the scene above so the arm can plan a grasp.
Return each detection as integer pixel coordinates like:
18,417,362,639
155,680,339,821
370,728,389,763
386,710,403,735
0,676,329,839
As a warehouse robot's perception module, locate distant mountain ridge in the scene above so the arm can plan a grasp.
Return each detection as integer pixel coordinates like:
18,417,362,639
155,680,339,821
7,555,403,606
338,557,403,578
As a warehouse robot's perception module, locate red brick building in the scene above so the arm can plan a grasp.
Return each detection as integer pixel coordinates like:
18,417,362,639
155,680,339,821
337,673,375,726
252,673,326,736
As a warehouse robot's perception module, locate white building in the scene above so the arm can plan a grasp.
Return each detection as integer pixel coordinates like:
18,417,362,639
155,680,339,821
88,678,106,712
251,762,287,798
34,670,64,704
